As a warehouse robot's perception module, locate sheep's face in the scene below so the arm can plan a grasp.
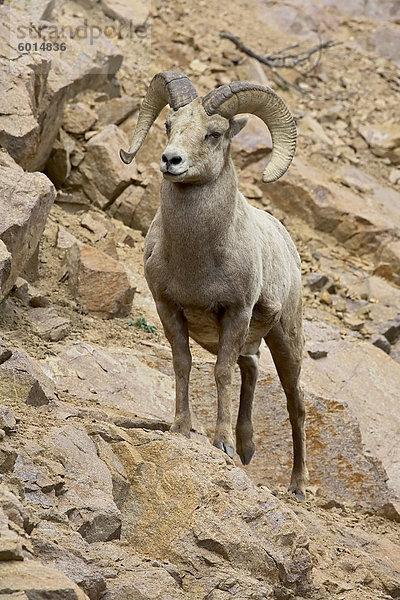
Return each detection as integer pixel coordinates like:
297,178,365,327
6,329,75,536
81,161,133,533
161,97,248,184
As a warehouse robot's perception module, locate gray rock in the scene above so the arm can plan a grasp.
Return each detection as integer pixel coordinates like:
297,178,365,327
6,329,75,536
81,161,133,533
101,0,150,28
0,152,55,300
32,537,106,600
130,165,162,235
380,316,400,345
0,406,17,433
0,350,57,402
0,340,12,366
109,185,145,228
41,341,175,422
371,334,391,354
45,129,76,187
0,560,89,599
63,102,98,135
27,307,71,342
0,241,12,303
26,380,50,407
78,125,134,209
368,25,400,66
0,447,17,474
0,6,122,171
97,96,139,127
306,273,330,292
50,423,121,543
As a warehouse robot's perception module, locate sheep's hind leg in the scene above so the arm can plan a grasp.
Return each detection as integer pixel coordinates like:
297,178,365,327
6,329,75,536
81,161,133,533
264,320,308,501
236,348,260,465
156,298,192,437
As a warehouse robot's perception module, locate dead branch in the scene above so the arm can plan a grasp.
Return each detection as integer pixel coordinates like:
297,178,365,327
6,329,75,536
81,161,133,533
220,31,341,92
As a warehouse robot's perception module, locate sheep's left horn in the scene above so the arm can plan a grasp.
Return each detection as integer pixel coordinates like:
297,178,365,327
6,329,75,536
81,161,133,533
202,82,296,182
120,71,199,164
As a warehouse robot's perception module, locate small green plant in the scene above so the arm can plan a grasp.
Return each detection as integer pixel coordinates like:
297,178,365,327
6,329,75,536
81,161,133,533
127,316,157,334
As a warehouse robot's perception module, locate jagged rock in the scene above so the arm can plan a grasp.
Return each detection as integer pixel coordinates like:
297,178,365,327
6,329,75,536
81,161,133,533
0,152,55,299
97,96,139,127
12,278,50,308
380,316,400,344
101,0,150,28
0,241,12,302
0,406,16,433
307,348,328,359
0,6,122,171
300,335,400,504
0,447,18,474
78,125,136,209
45,129,76,187
109,184,145,228
32,537,107,600
371,334,391,354
51,423,122,543
56,226,83,251
63,102,98,135
67,243,134,318
117,428,313,596
0,559,89,599
10,0,56,20
299,115,333,145
41,340,175,422
375,240,400,287
80,212,109,240
0,357,49,406
26,307,71,342
263,158,400,282
358,122,400,164
0,341,12,366
0,350,57,402
306,273,330,291
131,165,162,234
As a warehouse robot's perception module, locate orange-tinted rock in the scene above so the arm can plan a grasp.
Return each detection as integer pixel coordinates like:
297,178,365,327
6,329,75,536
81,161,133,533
67,243,134,318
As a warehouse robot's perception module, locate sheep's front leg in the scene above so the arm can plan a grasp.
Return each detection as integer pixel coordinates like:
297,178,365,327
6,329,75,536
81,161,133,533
156,298,192,437
214,307,252,458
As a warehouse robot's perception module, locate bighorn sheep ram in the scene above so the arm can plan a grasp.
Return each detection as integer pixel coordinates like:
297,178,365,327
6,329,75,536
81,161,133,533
120,72,308,500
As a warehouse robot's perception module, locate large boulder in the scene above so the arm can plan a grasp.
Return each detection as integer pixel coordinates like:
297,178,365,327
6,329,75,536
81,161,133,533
0,5,122,171
66,243,135,318
0,560,89,599
262,159,400,284
77,125,136,209
0,151,55,299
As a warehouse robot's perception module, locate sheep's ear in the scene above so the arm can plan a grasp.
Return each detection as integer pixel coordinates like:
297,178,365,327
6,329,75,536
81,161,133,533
229,116,248,138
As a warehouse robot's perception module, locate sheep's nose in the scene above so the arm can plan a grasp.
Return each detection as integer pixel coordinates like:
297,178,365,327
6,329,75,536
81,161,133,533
161,150,183,166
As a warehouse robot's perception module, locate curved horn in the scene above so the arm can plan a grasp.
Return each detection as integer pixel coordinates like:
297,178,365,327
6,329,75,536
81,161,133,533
202,82,296,182
120,71,198,164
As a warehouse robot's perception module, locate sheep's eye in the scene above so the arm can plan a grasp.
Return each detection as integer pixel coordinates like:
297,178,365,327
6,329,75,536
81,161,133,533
206,131,222,140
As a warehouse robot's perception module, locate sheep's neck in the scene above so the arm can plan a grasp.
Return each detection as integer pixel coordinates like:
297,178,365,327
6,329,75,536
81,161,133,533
160,159,239,252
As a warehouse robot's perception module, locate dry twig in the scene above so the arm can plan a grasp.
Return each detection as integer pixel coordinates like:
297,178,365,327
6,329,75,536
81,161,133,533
220,31,341,92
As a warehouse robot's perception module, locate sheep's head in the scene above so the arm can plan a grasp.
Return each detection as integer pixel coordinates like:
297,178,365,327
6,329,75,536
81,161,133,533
160,98,248,184
120,71,297,184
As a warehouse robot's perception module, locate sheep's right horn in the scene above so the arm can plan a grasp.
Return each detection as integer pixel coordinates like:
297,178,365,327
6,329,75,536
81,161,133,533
120,71,199,164
202,82,296,183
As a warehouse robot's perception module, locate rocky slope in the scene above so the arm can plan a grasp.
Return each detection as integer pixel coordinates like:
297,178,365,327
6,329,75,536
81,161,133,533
0,0,400,598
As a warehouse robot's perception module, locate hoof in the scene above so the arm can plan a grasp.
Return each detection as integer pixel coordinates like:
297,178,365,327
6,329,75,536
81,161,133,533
237,442,255,465
288,483,307,502
214,440,234,458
